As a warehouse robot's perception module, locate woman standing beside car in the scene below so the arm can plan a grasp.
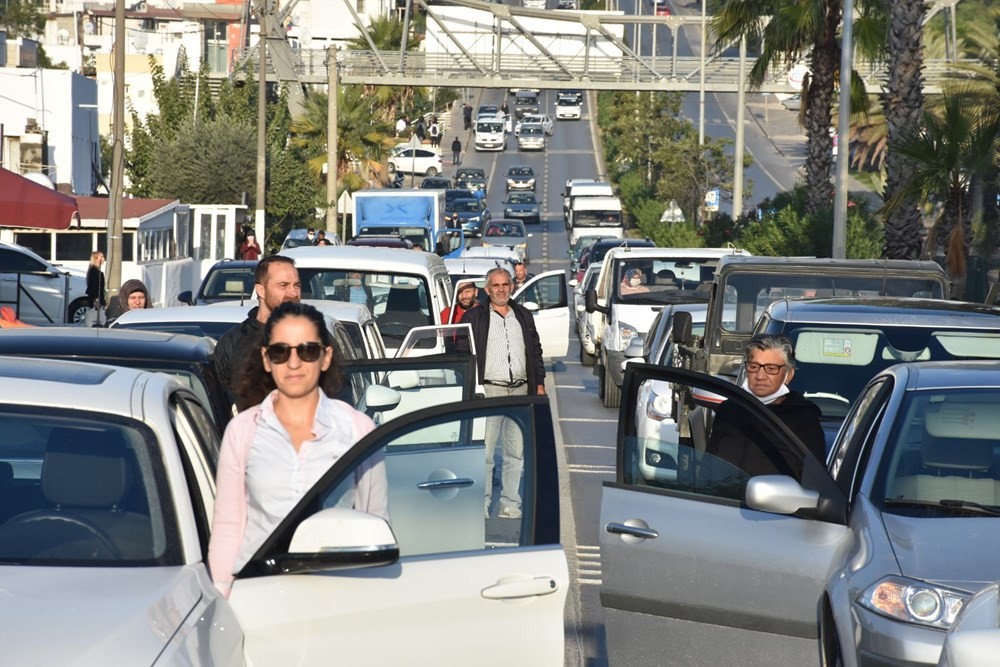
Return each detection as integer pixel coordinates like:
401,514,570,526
85,251,106,323
208,302,388,598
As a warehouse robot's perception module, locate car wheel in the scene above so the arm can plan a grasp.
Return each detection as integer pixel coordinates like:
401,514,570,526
69,298,90,325
580,346,595,366
820,607,845,667
597,357,606,400
425,167,438,176
603,361,621,408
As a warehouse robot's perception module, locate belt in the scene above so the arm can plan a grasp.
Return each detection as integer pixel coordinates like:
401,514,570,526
484,379,527,388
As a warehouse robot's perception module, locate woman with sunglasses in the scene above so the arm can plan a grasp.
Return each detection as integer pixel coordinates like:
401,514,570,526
208,301,388,597
703,334,825,479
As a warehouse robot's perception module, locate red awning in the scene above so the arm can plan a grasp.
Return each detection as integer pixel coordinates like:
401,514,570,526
0,168,80,230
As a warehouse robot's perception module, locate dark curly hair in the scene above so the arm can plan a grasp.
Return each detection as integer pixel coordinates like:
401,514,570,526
235,301,344,408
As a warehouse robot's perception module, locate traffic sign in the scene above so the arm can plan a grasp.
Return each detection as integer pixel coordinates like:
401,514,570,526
704,189,720,212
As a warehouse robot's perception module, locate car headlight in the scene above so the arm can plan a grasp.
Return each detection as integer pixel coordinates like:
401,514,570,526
507,179,515,186
530,207,538,213
858,576,969,630
516,242,527,250
646,389,673,421
527,178,536,185
617,322,640,350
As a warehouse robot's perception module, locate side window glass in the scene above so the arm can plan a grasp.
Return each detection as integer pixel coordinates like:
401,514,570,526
626,378,809,502
516,274,566,310
314,405,538,556
830,379,891,496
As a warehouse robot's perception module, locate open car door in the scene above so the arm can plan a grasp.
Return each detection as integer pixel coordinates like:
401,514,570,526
396,324,475,359
436,229,467,259
513,269,569,358
228,397,567,666
600,364,849,667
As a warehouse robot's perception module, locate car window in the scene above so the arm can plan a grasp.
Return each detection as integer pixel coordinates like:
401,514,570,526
514,273,567,311
290,402,547,558
0,248,45,273
0,409,182,566
829,378,891,498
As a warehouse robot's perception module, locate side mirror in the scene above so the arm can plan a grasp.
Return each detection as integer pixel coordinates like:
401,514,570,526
624,337,645,359
568,278,579,288
282,508,399,573
672,310,693,346
585,289,603,314
178,290,194,306
527,233,534,239
522,301,540,312
576,303,586,313
745,475,820,515
364,384,401,411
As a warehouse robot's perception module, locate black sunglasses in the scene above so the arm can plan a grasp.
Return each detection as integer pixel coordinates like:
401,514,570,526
265,342,325,364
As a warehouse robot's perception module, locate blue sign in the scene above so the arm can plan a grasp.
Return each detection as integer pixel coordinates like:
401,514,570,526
704,189,720,212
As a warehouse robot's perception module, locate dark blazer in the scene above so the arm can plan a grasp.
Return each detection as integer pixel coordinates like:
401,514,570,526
458,301,545,395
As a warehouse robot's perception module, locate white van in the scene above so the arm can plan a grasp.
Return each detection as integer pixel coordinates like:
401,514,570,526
568,195,624,245
283,246,454,354
562,180,614,227
474,115,507,152
584,246,750,407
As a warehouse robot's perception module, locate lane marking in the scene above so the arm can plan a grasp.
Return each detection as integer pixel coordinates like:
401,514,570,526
579,579,603,586
565,444,615,450
561,418,618,423
555,384,587,389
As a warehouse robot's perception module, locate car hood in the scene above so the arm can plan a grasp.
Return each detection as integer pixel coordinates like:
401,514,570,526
0,565,206,665
612,303,660,334
882,514,1000,590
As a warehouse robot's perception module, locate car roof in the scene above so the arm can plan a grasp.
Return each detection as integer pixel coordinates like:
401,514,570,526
208,259,258,270
765,297,1000,328
445,257,515,275
885,361,1000,391
0,326,215,361
603,246,747,260
716,254,945,274
0,356,178,416
116,300,370,327
283,245,447,271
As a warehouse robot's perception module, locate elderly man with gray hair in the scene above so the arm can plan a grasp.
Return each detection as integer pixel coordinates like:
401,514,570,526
704,334,825,478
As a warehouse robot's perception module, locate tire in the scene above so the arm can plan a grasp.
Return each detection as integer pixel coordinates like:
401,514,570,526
597,358,606,400
580,346,595,366
425,167,438,176
603,360,621,408
68,298,90,325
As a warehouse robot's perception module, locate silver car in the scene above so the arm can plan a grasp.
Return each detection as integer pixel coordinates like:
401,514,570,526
604,361,1000,667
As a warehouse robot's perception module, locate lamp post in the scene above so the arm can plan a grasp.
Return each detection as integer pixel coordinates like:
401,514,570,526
106,0,125,296
832,0,852,259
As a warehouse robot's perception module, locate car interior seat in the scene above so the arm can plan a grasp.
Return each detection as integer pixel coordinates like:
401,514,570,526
0,427,152,560
890,425,999,505
380,286,430,333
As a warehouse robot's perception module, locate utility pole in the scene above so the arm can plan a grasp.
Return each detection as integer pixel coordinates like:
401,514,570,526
326,47,340,240
106,0,125,296
832,0,852,259
254,0,269,245
732,36,746,219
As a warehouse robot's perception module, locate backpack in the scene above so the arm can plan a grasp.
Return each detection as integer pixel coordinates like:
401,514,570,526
430,123,439,138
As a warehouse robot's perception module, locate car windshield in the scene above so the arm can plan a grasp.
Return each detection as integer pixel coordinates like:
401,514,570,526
113,320,238,342
509,193,536,204
0,409,182,566
458,169,484,179
509,167,533,177
201,268,255,300
478,105,498,115
516,94,537,104
296,269,434,342
591,241,654,264
486,223,525,237
722,272,948,334
571,236,602,261
758,323,1000,428
521,126,543,136
454,200,482,212
615,259,719,304
477,121,504,133
557,97,578,105
574,209,622,227
875,388,1000,515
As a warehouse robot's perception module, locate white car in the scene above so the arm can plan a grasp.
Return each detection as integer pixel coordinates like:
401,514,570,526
516,124,547,151
516,113,554,136
388,147,443,176
0,241,89,324
939,582,1000,667
0,355,568,665
570,261,603,365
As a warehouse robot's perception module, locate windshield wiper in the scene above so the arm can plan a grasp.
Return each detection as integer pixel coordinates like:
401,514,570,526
884,498,1000,517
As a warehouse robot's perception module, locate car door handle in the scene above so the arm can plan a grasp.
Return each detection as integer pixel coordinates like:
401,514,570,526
481,576,560,600
416,477,475,490
605,522,659,540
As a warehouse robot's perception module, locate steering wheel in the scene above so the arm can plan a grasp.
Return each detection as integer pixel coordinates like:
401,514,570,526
0,512,124,560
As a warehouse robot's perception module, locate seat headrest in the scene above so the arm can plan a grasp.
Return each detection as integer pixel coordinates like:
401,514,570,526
921,437,993,471
43,428,130,508
0,461,12,491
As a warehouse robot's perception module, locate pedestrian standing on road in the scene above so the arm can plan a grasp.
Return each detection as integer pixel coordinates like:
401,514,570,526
214,255,301,411
458,267,546,519
85,251,106,317
512,261,535,291
451,137,462,165
208,301,388,599
415,118,427,143
104,278,152,325
240,232,262,261
395,116,408,137
429,120,440,148
463,103,473,130
500,100,509,116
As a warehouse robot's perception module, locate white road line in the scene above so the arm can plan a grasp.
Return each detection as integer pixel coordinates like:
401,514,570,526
578,569,603,576
555,384,586,389
560,418,618,423
577,544,601,550
568,464,615,474
565,444,615,449
578,579,603,586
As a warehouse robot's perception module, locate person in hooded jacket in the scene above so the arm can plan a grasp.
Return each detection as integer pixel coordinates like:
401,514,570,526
104,278,152,324
704,334,825,479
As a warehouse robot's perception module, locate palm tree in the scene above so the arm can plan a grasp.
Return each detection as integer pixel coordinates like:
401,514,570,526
289,86,395,194
883,89,1000,298
714,0,843,213
881,0,927,260
346,15,424,125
